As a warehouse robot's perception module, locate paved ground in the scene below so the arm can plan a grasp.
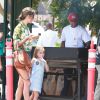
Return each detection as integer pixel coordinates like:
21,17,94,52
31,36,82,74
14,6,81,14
40,96,86,100
40,96,74,100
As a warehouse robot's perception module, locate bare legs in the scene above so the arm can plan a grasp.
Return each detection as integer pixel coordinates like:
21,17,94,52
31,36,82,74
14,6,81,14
15,76,24,100
30,92,34,100
15,68,30,100
30,91,39,100
23,79,30,100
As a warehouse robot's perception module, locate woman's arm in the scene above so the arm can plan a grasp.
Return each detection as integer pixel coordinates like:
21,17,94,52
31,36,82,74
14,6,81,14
29,35,39,41
19,34,40,46
18,34,39,47
18,36,29,47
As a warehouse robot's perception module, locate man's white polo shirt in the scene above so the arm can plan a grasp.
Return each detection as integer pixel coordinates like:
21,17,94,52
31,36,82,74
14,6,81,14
61,25,91,48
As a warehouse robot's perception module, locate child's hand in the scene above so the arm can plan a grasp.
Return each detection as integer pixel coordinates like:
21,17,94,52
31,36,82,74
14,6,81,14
45,62,49,72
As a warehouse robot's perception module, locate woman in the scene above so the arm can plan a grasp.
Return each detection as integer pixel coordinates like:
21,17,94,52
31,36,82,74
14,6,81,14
13,7,38,100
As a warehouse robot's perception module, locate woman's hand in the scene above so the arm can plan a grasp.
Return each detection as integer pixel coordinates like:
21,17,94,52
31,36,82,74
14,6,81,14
18,34,39,46
27,34,33,40
26,66,31,73
28,34,39,41
18,35,32,47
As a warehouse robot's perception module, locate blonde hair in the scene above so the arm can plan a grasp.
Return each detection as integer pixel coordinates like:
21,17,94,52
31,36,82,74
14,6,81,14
33,46,45,58
18,7,35,21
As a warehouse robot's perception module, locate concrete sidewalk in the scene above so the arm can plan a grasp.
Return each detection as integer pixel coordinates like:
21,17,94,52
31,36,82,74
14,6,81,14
40,96,73,100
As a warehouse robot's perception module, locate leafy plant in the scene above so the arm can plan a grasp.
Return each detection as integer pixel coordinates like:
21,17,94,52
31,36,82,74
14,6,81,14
50,0,100,32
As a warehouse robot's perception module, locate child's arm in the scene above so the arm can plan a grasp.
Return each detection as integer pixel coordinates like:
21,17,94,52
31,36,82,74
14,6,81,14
31,58,35,64
26,58,34,71
44,61,49,72
26,58,35,75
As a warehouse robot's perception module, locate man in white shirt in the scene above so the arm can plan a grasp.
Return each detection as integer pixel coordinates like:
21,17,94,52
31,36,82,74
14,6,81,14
61,12,91,97
61,12,91,48
37,23,58,47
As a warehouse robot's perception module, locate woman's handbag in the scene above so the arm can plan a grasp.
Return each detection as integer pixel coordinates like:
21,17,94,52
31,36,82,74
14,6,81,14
13,44,32,69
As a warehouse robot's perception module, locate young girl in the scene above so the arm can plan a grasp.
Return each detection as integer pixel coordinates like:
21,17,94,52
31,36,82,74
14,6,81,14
30,46,49,100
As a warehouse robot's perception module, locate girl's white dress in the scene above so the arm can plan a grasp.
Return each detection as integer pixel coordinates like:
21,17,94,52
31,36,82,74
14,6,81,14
30,58,46,93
